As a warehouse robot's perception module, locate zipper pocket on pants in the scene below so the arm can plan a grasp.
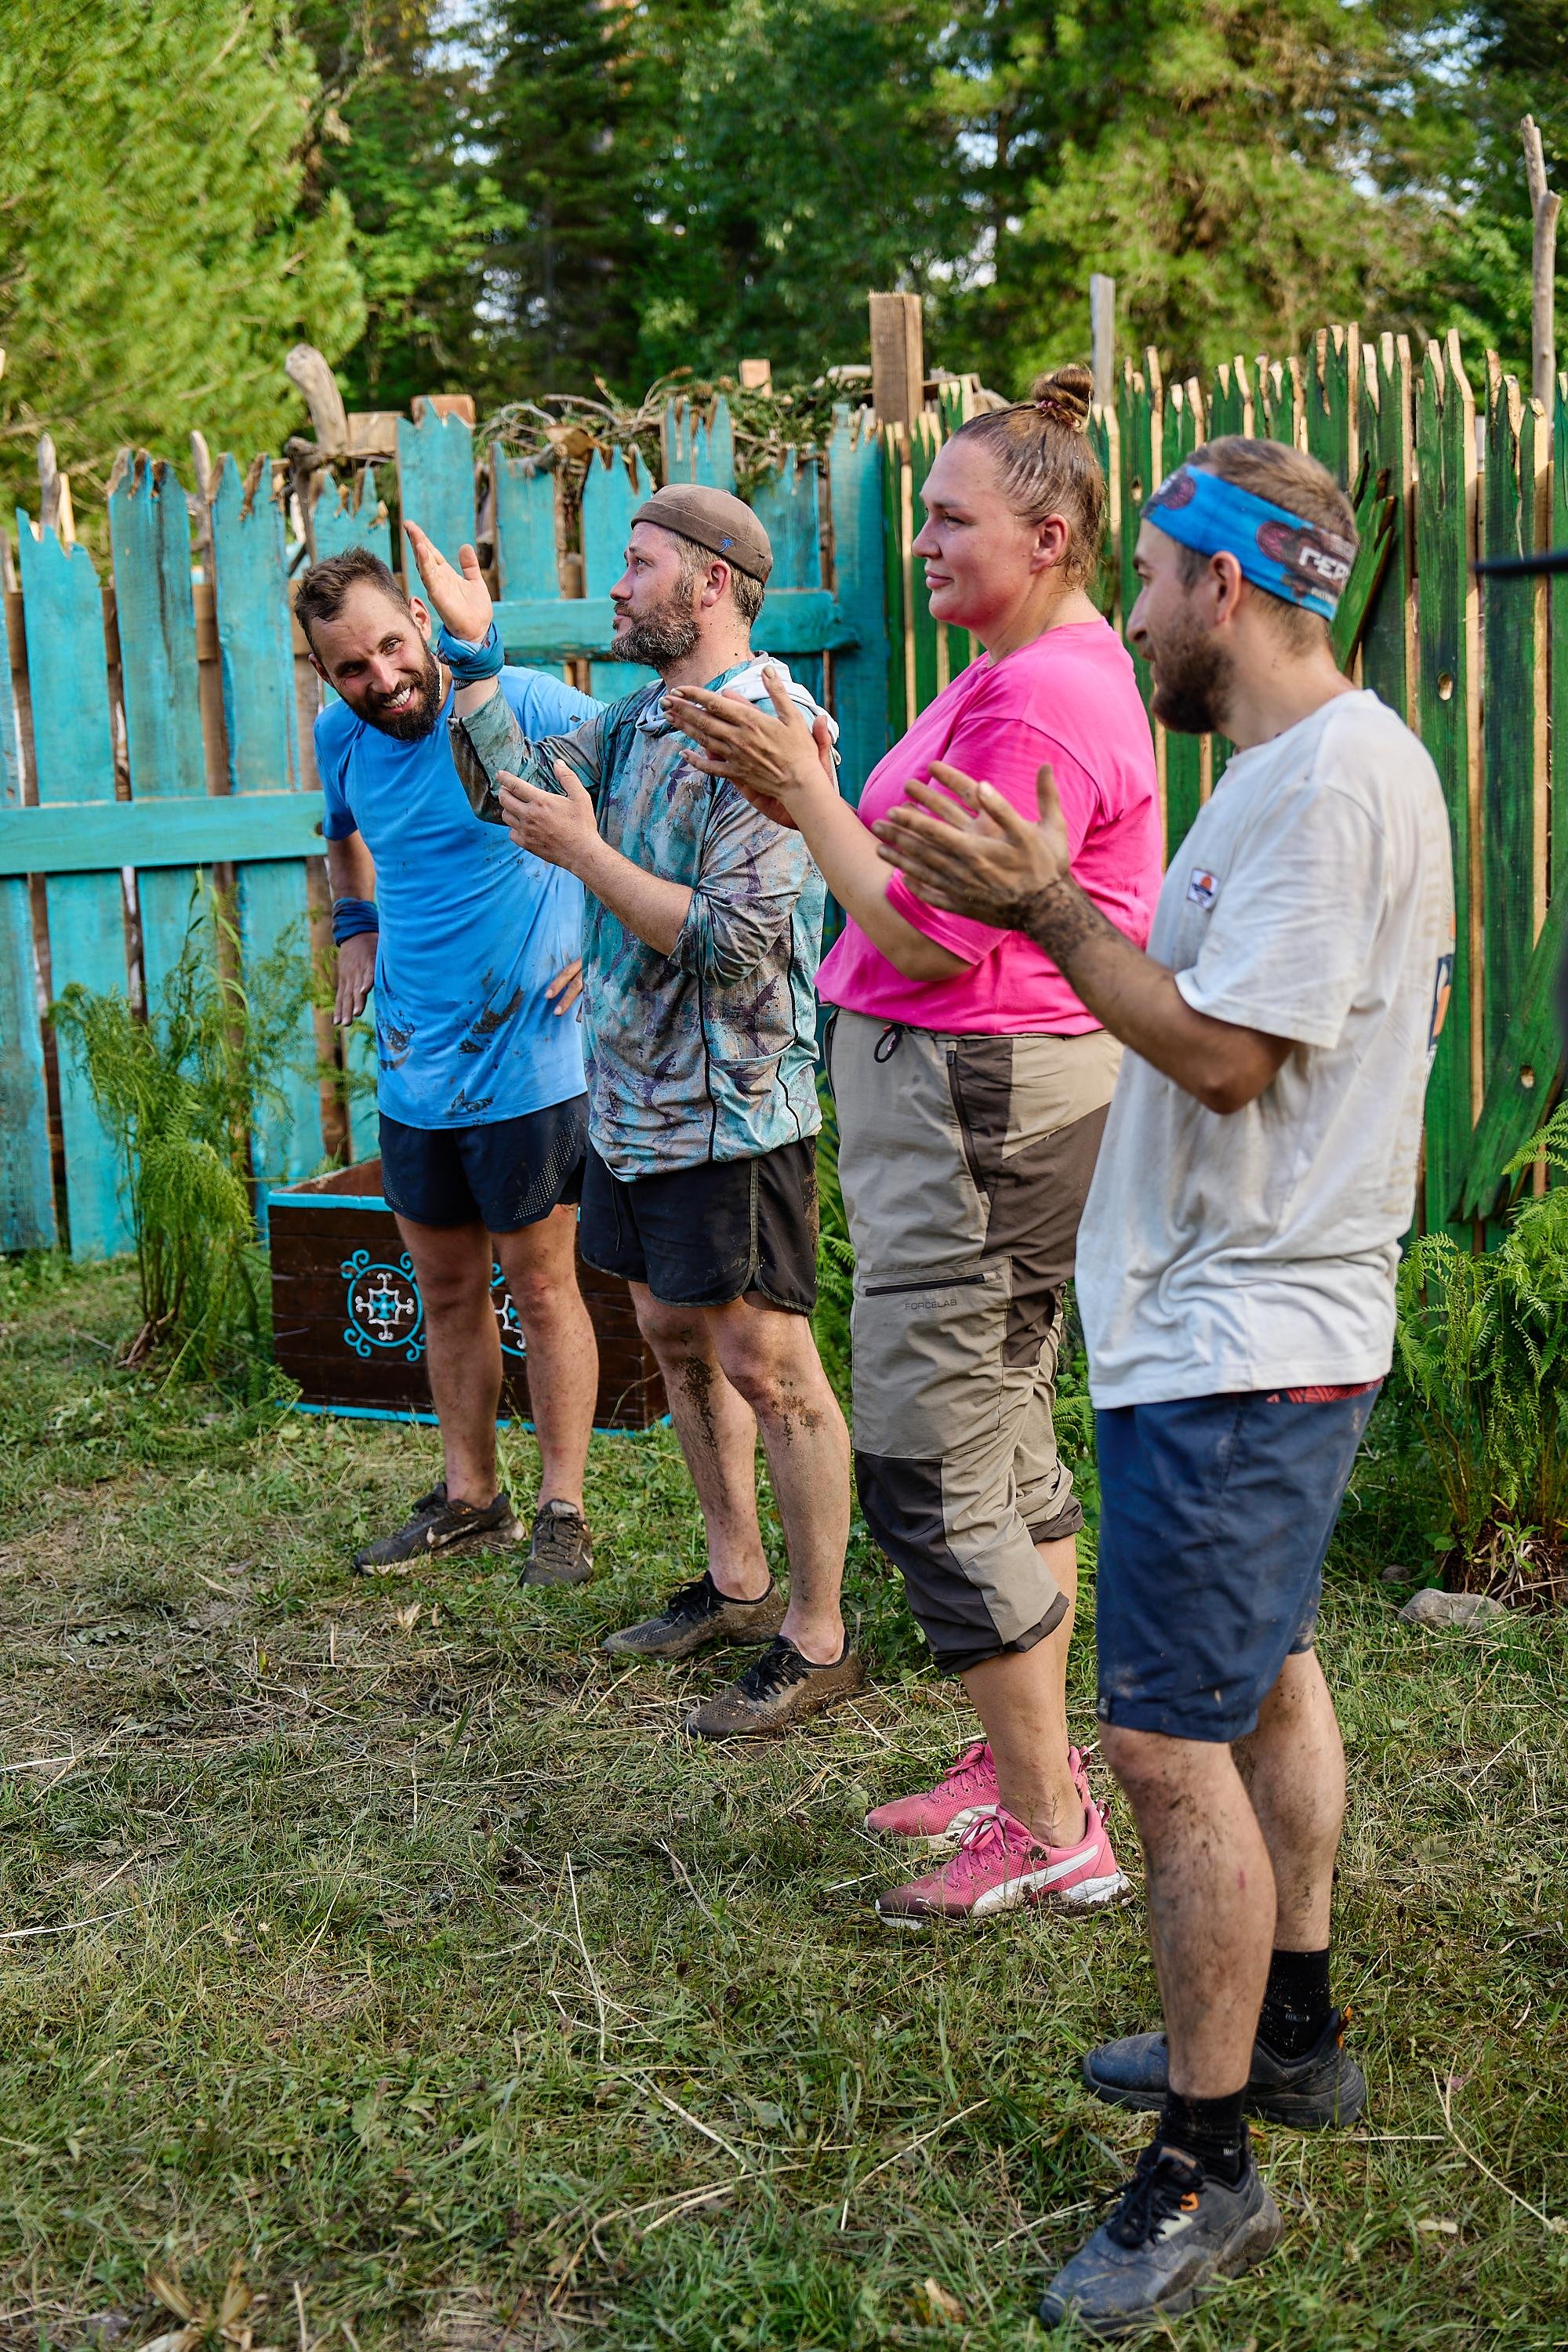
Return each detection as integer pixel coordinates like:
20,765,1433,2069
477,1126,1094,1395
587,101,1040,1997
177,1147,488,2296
862,1272,989,1298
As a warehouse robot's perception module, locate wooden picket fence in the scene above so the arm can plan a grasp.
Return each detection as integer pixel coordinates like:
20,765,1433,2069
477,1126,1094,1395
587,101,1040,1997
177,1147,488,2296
884,326,1568,1240
1,320,1563,1261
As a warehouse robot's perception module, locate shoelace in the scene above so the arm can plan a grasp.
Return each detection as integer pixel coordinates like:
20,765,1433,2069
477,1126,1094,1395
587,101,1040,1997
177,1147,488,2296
941,1739,993,1792
949,1811,1025,1877
1104,2145,1205,2250
735,1638,811,1700
408,1486,448,1522
664,1573,723,1621
532,1506,585,1567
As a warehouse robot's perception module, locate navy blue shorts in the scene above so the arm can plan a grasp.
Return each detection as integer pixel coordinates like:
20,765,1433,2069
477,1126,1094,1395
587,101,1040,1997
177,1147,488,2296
379,1097,586,1232
1094,1383,1381,1744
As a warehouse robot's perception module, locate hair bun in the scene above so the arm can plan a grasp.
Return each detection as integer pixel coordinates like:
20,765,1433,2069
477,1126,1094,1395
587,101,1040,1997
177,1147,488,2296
1029,365,1093,430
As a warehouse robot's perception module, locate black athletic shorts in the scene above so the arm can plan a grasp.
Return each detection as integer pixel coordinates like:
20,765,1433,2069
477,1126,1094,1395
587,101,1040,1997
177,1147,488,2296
579,1134,819,1312
379,1097,587,1232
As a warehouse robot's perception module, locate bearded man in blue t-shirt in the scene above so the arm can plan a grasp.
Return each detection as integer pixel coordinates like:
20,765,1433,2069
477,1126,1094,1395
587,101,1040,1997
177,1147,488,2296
297,546,600,1586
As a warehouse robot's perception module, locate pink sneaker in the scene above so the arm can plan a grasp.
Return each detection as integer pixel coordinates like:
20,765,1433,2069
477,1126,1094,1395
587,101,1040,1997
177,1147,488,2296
864,1738,1000,1848
874,1795,1130,1928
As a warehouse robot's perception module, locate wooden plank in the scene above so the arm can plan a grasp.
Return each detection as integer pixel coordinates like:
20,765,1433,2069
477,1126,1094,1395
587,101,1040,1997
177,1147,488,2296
108,451,209,1007
880,424,908,749
210,452,321,1185
0,526,55,1248
0,794,324,876
1207,358,1250,440
1305,325,1359,485
908,417,942,717
1479,358,1541,1091
1116,360,1159,728
15,517,131,1258
1161,378,1205,853
1413,336,1480,1235
869,292,925,430
311,465,392,568
1555,372,1568,898
1254,355,1302,447
491,589,855,663
1454,882,1566,1218
396,407,475,606
826,405,891,804
491,452,564,680
752,448,826,707
662,397,737,492
1357,336,1416,721
580,444,656,700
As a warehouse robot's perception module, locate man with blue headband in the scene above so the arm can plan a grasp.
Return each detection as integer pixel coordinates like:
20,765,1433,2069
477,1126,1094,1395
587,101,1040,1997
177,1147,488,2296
876,434,1454,2337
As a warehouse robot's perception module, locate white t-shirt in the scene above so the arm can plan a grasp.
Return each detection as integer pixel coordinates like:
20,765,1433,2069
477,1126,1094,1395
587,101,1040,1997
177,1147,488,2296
1076,689,1454,1409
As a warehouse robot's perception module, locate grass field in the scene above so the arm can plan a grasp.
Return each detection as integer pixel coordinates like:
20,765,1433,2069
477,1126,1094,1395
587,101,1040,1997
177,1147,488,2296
2,1255,1565,2350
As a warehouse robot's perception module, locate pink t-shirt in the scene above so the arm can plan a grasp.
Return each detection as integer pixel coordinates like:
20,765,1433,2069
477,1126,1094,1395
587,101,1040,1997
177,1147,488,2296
818,619,1163,1034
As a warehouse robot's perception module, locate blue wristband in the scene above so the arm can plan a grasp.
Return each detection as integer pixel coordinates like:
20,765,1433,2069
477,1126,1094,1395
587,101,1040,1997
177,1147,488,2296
435,619,504,682
332,897,379,946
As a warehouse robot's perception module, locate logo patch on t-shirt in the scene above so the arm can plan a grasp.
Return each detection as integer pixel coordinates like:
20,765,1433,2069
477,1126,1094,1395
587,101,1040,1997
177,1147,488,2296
1187,867,1219,909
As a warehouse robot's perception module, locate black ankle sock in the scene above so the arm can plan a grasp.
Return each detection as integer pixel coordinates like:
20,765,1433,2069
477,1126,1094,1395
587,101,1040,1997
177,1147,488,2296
1156,2089,1250,2187
1257,1946,1334,2060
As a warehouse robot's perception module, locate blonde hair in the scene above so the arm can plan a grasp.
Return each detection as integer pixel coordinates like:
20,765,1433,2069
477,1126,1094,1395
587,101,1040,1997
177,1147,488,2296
949,364,1106,587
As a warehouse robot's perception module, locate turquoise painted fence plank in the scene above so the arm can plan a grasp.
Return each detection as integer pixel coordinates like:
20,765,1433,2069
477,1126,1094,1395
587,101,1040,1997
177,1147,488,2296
492,454,564,681
108,452,209,1007
753,449,825,706
397,409,475,608
0,794,324,876
492,590,853,665
826,407,891,805
663,398,736,492
581,445,657,701
312,466,392,568
15,517,130,1258
0,530,56,1248
211,453,321,1185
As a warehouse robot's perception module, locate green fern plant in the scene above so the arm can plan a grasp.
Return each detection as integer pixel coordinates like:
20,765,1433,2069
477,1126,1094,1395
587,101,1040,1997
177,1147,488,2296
1395,1102,1568,1604
50,884,312,1382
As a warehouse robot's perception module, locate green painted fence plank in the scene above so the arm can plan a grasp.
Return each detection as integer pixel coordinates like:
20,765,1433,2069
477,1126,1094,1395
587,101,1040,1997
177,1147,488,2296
15,518,130,1258
1479,362,1540,1094
312,466,392,568
1116,363,1157,726
1414,338,1478,1236
908,419,942,718
0,794,324,876
1207,359,1248,439
1356,336,1414,721
827,406,891,805
0,528,55,1248
1305,326,1356,485
663,398,736,492
1255,356,1302,446
1454,882,1565,1218
491,454,562,681
880,427,907,750
580,445,657,701
397,408,475,608
108,452,209,1008
752,448,826,708
210,452,321,1185
1161,381,1204,855
1552,373,1568,896
491,590,855,665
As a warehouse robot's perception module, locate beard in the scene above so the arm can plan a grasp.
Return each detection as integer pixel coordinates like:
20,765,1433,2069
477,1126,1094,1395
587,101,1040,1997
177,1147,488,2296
361,642,445,740
610,580,700,671
1147,613,1233,737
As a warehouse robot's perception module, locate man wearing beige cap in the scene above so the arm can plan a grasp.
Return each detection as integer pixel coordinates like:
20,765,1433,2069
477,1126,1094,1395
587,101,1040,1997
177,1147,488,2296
402,487,862,1735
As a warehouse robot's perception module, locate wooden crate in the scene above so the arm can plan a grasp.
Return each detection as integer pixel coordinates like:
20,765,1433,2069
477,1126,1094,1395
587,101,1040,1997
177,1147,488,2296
266,1159,667,1432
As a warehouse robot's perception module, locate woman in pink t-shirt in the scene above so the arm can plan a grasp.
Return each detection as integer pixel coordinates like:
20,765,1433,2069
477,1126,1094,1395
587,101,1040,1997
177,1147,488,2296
668,368,1162,1926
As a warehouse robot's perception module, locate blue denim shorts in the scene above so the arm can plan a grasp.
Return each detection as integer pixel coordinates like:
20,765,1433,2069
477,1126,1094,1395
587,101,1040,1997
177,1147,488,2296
1094,1383,1381,1744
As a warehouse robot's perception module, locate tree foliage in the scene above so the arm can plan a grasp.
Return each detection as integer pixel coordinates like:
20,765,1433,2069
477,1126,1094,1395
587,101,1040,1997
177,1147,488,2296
0,0,362,521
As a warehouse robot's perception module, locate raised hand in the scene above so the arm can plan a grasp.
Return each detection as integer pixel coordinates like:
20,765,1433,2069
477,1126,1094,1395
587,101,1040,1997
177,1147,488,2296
402,520,492,644
873,761,1071,929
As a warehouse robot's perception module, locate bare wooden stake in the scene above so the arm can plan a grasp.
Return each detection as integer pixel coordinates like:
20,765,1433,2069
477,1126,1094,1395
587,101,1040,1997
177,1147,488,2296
869,292,925,433
1090,276,1116,408
285,343,350,454
1522,116,1560,412
739,359,772,392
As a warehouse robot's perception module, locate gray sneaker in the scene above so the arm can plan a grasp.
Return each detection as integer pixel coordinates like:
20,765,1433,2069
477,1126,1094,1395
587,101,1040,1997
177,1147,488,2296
1082,2009,1367,2131
352,1483,521,1573
1039,2142,1282,2339
601,1570,786,1660
521,1500,594,1587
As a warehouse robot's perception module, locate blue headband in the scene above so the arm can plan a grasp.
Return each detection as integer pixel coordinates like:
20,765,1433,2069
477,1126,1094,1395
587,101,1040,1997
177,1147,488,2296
1144,464,1355,619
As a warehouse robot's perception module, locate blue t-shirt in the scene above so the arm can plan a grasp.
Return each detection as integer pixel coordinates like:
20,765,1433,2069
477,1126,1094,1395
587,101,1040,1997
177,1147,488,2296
318,667,601,1130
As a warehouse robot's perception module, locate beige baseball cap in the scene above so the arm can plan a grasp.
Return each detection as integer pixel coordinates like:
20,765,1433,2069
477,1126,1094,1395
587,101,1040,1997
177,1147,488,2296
630,483,773,584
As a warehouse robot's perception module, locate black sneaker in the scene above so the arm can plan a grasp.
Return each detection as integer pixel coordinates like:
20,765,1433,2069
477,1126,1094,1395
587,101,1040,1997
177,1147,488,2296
352,1482,521,1573
601,1570,786,1661
1038,2140,1282,2338
522,1499,594,1587
1081,2007,1367,2130
684,1635,865,1738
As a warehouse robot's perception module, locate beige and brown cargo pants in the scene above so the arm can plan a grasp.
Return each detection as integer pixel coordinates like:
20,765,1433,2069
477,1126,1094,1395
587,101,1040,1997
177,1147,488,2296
828,1009,1120,1675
